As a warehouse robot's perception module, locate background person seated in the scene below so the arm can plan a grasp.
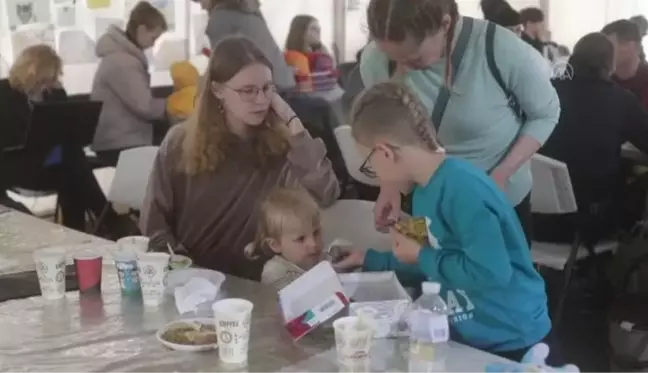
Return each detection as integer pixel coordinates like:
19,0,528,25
535,32,648,245
0,45,128,236
602,19,648,110
284,15,342,101
91,1,169,167
140,36,339,281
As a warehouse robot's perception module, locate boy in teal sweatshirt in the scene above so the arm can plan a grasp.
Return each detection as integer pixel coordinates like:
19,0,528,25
336,82,550,361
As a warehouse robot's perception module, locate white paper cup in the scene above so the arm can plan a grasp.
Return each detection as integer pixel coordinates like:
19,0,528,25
212,298,254,365
333,316,376,364
33,247,67,300
136,252,169,307
117,236,150,255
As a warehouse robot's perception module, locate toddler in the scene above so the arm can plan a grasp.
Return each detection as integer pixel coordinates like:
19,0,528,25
245,187,324,290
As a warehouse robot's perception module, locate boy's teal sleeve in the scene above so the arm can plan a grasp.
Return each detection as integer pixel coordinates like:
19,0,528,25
363,249,426,288
417,183,514,290
496,28,560,145
359,42,390,87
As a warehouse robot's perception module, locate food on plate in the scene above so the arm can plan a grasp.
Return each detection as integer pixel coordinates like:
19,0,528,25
161,323,217,345
169,255,192,270
394,217,428,246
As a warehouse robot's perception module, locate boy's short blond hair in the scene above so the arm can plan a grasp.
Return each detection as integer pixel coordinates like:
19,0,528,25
8,44,61,93
350,82,441,152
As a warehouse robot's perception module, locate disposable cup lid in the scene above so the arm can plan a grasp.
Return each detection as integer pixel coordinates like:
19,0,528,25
33,247,67,259
72,250,102,260
212,298,253,314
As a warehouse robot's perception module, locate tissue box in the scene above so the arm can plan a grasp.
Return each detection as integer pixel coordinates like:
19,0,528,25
339,272,412,338
278,261,349,340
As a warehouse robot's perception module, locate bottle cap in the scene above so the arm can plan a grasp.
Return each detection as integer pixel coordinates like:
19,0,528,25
422,281,441,294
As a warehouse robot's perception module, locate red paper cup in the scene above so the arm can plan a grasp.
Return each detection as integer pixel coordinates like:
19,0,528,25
73,252,103,294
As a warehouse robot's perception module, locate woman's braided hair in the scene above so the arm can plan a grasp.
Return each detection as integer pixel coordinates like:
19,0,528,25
351,82,441,152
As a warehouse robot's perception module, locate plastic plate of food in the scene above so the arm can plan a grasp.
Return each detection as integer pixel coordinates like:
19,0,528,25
156,318,218,352
169,254,193,270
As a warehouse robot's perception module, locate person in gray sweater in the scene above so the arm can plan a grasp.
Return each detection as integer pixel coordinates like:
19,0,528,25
91,2,169,166
195,0,296,91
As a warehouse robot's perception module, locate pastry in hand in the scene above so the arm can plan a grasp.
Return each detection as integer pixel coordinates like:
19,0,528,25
394,217,428,246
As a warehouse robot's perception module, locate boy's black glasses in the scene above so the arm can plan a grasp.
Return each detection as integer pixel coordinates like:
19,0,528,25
359,148,377,179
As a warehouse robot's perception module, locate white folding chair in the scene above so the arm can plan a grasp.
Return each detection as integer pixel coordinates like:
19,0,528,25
333,125,380,187
92,146,159,234
321,199,391,252
530,154,617,330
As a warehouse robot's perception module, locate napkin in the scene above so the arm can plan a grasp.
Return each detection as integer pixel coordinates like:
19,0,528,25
174,277,219,314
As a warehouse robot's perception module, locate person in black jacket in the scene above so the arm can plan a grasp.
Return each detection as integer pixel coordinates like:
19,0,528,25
0,45,129,236
480,0,522,36
535,32,648,245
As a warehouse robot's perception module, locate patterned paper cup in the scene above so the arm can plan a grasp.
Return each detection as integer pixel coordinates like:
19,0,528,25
333,316,376,364
33,247,67,300
136,253,169,307
212,298,254,365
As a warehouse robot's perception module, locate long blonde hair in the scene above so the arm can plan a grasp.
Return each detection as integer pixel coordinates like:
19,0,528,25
245,187,321,260
8,44,62,93
181,36,290,175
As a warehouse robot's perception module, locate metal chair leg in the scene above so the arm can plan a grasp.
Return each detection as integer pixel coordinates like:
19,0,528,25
91,203,110,236
553,232,581,333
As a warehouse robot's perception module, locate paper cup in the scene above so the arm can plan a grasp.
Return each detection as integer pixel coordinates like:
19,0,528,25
113,250,141,295
33,247,67,300
117,236,150,255
73,251,102,294
136,253,169,307
212,298,253,365
333,316,376,364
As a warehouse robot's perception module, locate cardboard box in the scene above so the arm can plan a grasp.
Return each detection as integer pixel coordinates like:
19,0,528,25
278,261,349,340
339,271,412,338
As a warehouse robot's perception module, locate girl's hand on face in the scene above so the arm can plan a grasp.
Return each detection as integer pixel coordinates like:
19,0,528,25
271,93,305,135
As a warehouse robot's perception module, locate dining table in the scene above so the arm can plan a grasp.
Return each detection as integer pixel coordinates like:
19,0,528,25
0,209,512,372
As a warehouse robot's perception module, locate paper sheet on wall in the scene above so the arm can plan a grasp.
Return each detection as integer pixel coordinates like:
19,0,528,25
56,5,76,27
58,30,97,64
153,38,186,71
87,0,111,10
6,0,52,30
95,17,123,40
192,14,208,56
11,24,55,57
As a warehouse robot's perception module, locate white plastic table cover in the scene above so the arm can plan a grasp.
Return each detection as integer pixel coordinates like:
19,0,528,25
0,266,510,372
0,211,111,276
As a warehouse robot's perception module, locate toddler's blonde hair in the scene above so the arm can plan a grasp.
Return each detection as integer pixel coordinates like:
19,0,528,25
351,81,441,151
244,187,321,260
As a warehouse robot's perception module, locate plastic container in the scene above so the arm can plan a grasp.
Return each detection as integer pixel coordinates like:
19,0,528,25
407,282,450,365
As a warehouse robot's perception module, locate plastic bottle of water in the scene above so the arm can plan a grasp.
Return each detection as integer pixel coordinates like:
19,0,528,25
407,282,450,369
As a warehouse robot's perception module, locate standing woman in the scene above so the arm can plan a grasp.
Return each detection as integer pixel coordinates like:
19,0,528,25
195,0,295,92
91,1,168,166
361,0,560,242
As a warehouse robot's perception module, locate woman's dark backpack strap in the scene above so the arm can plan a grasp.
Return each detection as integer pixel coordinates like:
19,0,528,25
388,60,397,77
485,22,526,121
430,17,474,130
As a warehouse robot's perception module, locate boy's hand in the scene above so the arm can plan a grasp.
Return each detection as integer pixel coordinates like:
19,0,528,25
332,247,366,272
391,228,422,264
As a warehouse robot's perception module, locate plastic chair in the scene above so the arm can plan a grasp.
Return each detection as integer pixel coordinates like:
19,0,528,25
92,146,159,234
530,154,617,330
321,199,391,252
333,125,380,187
